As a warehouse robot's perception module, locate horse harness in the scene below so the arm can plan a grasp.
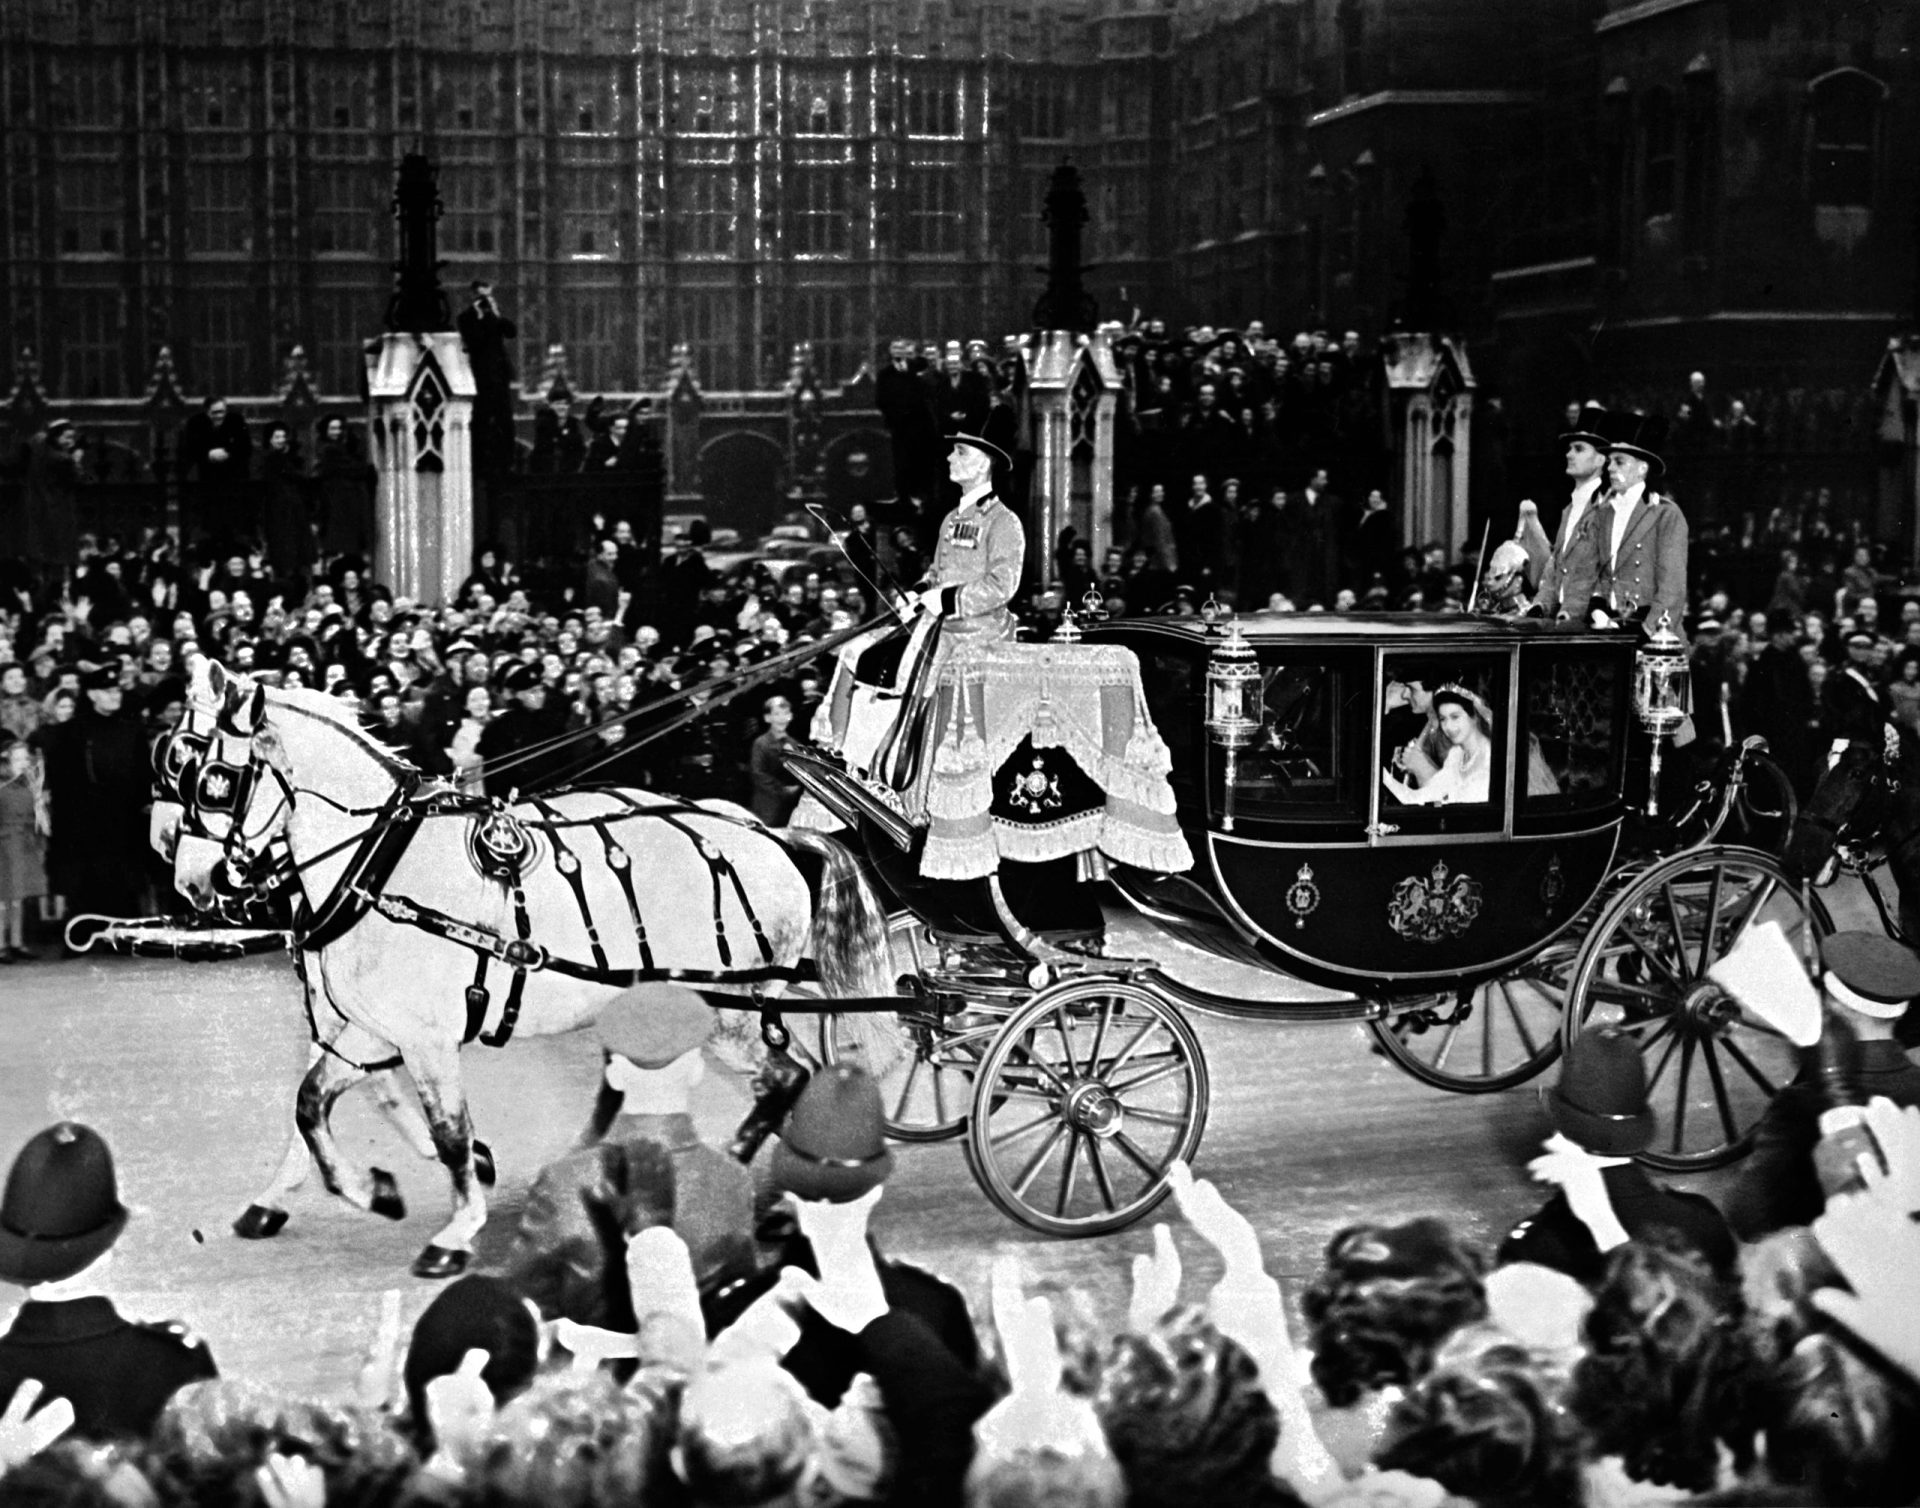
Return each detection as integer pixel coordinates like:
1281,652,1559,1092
160,716,811,1051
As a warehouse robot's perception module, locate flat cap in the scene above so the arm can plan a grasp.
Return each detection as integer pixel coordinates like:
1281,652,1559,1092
597,982,714,1069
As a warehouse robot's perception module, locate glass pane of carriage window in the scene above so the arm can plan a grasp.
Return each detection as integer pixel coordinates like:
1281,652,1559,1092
1230,651,1370,820
1378,653,1509,832
1518,647,1627,812
1141,651,1200,801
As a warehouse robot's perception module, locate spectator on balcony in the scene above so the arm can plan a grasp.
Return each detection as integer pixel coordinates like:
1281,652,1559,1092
458,280,519,478
178,397,254,553
311,415,374,566
931,346,991,439
530,392,588,476
585,412,636,472
258,422,315,593
876,338,941,514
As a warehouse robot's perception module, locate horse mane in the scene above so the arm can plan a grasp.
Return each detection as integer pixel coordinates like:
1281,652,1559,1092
264,683,420,779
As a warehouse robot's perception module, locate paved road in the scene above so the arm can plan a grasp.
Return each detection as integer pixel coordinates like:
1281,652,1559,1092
0,879,1876,1399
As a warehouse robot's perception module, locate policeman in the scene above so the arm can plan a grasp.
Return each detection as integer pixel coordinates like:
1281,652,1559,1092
478,662,568,798
0,1122,219,1439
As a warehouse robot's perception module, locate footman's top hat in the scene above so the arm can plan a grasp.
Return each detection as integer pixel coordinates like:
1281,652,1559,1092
1557,404,1611,451
597,982,713,1070
0,1122,130,1284
1600,410,1668,479
947,432,1011,472
1549,1026,1654,1156
770,1062,894,1203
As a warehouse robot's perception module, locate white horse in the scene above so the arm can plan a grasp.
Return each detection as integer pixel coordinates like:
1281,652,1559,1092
168,656,894,1277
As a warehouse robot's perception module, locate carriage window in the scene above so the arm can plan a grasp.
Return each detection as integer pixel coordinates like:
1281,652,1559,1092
1519,648,1626,813
1228,652,1369,821
1378,653,1509,833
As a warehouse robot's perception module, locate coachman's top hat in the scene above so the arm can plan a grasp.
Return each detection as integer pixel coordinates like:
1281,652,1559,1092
1557,404,1611,451
1600,410,1668,480
1548,1026,1654,1156
0,1123,130,1285
769,1062,894,1203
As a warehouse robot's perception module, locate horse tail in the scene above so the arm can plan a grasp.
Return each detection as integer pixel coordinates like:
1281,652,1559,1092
776,826,894,1000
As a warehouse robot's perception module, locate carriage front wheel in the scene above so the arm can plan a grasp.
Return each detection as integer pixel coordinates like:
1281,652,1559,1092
1562,847,1829,1171
964,976,1210,1237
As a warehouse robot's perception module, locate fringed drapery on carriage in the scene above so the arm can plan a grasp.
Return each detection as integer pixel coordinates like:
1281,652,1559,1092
915,641,1192,881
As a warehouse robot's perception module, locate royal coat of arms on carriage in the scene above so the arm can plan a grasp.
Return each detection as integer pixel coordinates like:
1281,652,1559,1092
1004,754,1063,816
1386,861,1484,944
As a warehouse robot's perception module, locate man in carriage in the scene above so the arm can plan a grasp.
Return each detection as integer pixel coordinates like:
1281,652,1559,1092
801,434,1189,885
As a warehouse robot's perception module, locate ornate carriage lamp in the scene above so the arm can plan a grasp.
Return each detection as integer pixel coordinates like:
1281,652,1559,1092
1205,612,1263,831
1633,611,1692,817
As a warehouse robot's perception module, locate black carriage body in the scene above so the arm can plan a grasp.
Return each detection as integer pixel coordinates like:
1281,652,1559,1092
1087,614,1640,997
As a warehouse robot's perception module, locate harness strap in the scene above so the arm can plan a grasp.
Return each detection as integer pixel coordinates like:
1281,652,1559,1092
593,818,656,973
464,954,491,1045
480,883,535,1048
532,796,609,976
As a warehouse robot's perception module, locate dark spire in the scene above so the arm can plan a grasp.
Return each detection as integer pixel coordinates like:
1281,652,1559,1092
1031,162,1098,333
385,153,452,333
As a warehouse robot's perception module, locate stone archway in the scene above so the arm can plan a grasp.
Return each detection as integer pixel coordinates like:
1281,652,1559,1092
696,428,786,532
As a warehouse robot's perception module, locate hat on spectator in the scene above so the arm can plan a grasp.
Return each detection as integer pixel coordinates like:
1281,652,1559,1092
1821,931,1920,1020
690,624,718,647
1556,404,1610,450
596,983,713,1069
1548,1025,1653,1156
1844,627,1876,649
1765,607,1799,637
81,664,121,692
947,432,1011,472
1693,614,1725,635
1600,410,1668,479
501,663,542,694
770,1062,894,1203
45,418,71,440
0,1122,130,1284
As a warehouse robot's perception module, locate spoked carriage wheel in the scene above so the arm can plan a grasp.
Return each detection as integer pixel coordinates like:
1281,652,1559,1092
1368,939,1574,1093
965,977,1210,1236
1563,847,1829,1171
819,914,1013,1142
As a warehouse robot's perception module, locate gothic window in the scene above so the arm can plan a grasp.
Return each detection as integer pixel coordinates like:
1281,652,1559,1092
1017,74,1069,140
56,157,123,256
555,161,622,257
440,166,500,257
555,287,625,391
555,67,620,135
435,63,499,132
791,169,849,256
675,168,738,257
191,286,258,395
1640,87,1675,219
1807,68,1882,210
791,288,852,384
676,68,742,133
791,73,850,135
311,64,372,130
57,287,126,398
678,288,740,390
311,281,384,393
1339,0,1367,99
49,54,122,129
904,75,960,137
410,355,449,473
902,166,962,256
187,147,255,255
181,58,252,129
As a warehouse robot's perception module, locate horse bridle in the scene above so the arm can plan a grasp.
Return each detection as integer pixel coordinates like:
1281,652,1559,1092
156,691,296,895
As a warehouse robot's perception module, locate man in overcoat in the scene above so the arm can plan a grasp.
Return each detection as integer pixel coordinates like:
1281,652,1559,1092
1592,411,1688,633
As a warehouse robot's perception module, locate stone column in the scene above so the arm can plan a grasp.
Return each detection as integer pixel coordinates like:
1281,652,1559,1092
365,333,476,606
1384,332,1475,556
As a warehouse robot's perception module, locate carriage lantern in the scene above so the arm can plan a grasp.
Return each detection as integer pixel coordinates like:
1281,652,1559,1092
1205,612,1263,831
1633,611,1692,817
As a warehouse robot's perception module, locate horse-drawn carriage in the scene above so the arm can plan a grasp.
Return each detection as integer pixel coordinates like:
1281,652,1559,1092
785,608,1816,1234
122,606,1819,1273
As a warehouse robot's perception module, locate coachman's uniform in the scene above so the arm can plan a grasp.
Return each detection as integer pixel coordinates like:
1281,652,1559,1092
924,488,1025,644
0,1298,217,1441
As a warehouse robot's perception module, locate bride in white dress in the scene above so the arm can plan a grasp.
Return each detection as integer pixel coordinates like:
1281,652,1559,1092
1382,685,1493,806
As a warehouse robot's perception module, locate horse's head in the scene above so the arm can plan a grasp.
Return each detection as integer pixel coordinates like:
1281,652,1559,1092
1783,737,1887,885
168,657,294,911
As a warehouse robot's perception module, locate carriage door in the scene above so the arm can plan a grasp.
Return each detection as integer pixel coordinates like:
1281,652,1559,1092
1373,650,1513,842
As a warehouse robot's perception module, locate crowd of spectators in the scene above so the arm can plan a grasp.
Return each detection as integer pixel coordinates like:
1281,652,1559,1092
3,983,1918,1508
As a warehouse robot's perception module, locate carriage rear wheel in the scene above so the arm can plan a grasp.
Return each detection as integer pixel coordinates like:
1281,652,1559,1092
965,976,1210,1236
1563,847,1829,1171
1368,941,1573,1093
819,914,1014,1142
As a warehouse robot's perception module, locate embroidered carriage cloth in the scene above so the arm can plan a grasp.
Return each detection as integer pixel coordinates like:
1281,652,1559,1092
915,641,1192,881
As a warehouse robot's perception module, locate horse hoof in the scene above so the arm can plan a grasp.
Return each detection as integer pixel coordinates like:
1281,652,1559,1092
369,1169,407,1222
473,1140,497,1188
412,1244,470,1280
233,1204,289,1240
